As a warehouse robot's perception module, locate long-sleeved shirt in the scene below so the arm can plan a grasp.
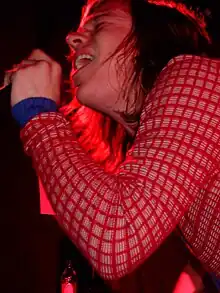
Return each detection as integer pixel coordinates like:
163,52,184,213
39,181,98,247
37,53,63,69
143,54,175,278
17,55,220,280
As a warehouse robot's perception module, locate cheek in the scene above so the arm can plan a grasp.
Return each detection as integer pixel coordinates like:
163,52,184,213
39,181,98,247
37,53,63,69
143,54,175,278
75,71,120,113
77,60,117,95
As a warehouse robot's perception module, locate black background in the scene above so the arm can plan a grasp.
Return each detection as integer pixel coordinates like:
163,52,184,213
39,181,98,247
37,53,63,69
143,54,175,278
0,1,101,293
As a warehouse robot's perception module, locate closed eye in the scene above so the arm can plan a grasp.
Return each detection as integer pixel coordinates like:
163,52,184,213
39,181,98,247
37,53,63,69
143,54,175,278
93,20,105,33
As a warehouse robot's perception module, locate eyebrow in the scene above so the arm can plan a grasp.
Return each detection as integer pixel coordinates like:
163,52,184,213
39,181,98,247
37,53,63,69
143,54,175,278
80,2,129,29
80,11,110,28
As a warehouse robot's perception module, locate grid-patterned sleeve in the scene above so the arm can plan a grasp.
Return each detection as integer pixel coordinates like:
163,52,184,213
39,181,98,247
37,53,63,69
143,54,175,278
20,55,220,280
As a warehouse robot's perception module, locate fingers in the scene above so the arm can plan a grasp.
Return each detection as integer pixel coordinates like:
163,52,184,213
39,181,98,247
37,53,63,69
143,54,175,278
3,49,62,91
3,64,18,86
28,49,62,78
20,59,38,67
3,60,37,87
28,49,54,63
4,71,13,87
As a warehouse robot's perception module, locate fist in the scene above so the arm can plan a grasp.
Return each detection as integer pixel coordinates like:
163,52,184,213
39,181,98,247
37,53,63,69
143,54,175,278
11,49,62,107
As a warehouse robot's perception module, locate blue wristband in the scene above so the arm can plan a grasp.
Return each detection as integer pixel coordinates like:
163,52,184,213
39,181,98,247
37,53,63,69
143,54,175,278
11,97,58,127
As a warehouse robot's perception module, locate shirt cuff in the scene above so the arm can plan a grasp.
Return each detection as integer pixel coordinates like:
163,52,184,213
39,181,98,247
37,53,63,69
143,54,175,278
11,97,58,127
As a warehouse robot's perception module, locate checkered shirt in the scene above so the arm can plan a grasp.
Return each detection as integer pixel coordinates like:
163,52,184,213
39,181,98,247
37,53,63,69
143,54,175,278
21,55,220,280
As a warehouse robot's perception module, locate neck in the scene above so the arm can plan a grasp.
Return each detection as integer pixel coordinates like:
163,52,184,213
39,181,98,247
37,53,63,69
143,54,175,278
109,109,139,137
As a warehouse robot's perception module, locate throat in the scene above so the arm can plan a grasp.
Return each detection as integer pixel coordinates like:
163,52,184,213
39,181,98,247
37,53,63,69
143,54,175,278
112,111,139,137
122,120,138,137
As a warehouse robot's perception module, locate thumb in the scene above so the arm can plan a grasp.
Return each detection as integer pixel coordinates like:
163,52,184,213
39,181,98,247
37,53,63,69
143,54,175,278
28,49,54,63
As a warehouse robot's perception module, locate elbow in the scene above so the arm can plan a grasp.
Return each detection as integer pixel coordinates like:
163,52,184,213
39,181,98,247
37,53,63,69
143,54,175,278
94,238,146,281
96,254,143,281
98,266,130,281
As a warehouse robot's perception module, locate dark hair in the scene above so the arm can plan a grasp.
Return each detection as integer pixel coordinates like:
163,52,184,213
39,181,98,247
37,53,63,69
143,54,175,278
87,0,213,118
113,0,213,114
62,0,213,172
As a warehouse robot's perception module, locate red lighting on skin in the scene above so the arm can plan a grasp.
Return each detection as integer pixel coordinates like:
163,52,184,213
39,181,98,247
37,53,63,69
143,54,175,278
61,283,76,293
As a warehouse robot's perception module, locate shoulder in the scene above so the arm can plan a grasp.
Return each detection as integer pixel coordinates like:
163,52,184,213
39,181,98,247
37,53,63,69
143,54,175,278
141,55,220,119
160,54,220,79
150,55,220,99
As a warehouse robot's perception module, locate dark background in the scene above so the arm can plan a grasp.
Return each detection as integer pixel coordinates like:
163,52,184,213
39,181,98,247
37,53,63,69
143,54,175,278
0,0,84,79
0,1,219,293
0,1,102,293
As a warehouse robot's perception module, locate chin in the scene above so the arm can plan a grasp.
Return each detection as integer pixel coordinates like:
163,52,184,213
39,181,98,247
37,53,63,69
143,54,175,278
74,85,87,105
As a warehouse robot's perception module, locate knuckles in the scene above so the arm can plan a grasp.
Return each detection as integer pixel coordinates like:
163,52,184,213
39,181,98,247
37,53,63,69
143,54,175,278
36,60,51,71
29,49,62,75
30,59,62,76
14,59,62,78
9,49,62,84
51,61,62,75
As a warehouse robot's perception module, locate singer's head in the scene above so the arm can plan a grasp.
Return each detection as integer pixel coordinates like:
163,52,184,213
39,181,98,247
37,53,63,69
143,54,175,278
64,0,211,172
66,0,211,132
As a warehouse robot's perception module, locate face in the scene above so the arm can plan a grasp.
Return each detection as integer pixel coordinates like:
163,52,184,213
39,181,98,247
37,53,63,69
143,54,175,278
66,1,139,132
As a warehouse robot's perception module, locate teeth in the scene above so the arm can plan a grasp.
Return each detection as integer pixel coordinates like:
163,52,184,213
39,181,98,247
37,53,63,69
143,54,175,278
75,54,94,70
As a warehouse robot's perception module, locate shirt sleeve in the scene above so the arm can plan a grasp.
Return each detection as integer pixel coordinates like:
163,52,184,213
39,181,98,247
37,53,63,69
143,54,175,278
19,56,220,280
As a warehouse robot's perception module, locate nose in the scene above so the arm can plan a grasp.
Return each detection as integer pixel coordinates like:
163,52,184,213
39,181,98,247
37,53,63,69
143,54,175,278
66,32,88,51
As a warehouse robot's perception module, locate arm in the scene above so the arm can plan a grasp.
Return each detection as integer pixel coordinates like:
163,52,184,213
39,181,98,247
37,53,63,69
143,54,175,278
19,56,220,280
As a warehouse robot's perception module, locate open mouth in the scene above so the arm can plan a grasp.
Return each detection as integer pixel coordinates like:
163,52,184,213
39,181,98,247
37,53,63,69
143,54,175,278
71,54,95,87
74,54,95,71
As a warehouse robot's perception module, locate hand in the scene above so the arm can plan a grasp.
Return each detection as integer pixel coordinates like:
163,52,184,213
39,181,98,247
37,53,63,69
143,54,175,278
10,49,62,107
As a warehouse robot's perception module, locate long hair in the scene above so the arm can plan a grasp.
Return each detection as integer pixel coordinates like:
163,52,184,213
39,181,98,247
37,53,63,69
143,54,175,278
61,97,130,173
61,0,212,173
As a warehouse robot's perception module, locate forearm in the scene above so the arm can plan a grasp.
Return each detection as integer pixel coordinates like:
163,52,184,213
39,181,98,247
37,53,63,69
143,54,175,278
21,112,155,279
